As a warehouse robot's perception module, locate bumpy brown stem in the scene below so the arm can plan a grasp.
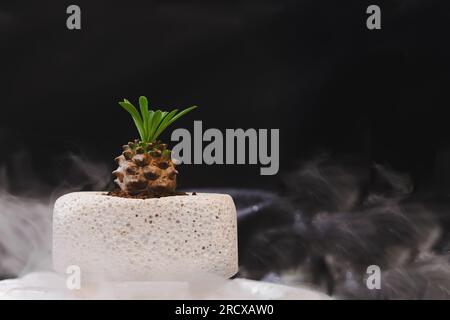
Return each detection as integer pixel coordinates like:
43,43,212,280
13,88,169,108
112,141,178,197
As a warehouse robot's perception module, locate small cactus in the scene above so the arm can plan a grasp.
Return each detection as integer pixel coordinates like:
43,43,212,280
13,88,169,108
111,96,196,198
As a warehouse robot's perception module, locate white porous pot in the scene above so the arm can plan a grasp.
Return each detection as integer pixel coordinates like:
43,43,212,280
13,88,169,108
53,192,238,281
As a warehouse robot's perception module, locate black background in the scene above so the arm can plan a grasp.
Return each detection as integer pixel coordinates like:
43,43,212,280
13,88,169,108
1,0,450,193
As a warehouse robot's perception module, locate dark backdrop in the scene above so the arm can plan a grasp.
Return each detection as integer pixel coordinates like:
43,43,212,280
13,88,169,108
1,0,450,193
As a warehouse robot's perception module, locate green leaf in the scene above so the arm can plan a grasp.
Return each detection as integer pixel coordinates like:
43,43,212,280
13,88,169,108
158,110,168,131
152,109,178,141
118,99,145,141
147,110,155,142
118,98,198,144
162,149,171,159
166,105,198,126
148,110,163,142
169,106,197,124
138,96,149,142
152,106,198,141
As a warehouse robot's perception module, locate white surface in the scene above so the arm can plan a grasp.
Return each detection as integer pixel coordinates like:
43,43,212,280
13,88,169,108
0,272,332,300
53,192,238,280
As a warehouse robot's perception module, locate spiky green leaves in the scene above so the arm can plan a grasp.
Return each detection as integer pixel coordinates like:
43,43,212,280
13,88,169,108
119,96,197,143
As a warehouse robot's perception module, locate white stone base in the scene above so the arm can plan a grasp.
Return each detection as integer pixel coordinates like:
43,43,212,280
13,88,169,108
53,192,238,281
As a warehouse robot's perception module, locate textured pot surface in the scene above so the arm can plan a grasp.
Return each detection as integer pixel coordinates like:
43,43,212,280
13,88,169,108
53,192,238,280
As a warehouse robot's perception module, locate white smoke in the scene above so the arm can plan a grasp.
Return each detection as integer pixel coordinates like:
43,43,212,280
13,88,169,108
0,152,111,279
0,152,329,299
0,191,51,277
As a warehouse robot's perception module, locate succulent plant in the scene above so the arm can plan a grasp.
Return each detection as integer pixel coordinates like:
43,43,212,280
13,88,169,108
112,96,197,197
